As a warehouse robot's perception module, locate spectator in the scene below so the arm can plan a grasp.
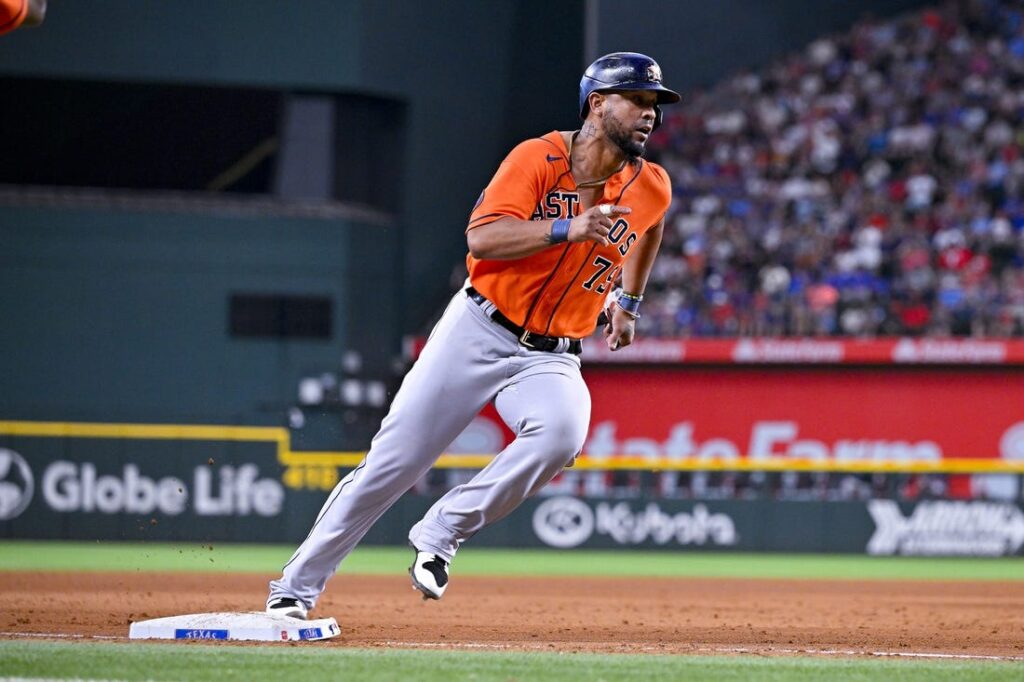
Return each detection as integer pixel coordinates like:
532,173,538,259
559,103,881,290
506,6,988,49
641,0,1024,338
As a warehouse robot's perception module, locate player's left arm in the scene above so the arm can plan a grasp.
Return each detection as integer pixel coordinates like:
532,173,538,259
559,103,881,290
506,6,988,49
604,217,663,351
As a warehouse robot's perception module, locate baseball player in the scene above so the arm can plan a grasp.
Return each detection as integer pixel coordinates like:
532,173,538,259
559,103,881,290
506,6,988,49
267,52,679,619
0,0,45,34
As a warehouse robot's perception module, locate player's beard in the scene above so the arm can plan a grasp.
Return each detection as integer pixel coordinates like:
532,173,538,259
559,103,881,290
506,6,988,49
602,110,646,160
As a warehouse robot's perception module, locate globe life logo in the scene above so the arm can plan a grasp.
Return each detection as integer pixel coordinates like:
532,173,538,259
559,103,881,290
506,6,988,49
0,449,34,520
43,462,188,514
41,461,284,516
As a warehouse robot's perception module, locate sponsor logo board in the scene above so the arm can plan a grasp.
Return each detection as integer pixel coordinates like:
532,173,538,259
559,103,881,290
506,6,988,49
41,462,284,516
867,500,1024,556
584,420,943,462
583,368,1024,463
732,339,845,363
567,338,1024,365
532,496,737,549
891,339,1008,364
2,456,284,519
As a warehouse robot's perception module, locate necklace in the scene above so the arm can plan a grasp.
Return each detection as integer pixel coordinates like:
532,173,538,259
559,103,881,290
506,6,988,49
568,130,627,188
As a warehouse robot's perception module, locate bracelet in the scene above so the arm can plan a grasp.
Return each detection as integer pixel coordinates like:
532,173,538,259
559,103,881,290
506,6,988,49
550,219,571,243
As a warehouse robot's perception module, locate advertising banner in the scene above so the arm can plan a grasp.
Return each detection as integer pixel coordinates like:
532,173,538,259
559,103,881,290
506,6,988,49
451,367,1023,474
0,440,311,542
2,435,1021,556
407,337,1024,366
864,499,1024,556
500,496,1024,556
577,337,1024,365
579,367,1024,464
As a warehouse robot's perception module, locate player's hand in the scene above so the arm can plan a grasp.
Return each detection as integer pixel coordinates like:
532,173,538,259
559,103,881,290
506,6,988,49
603,304,636,351
569,205,632,246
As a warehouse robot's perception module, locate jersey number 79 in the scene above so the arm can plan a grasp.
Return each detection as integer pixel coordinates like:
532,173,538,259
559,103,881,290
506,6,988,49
581,218,637,294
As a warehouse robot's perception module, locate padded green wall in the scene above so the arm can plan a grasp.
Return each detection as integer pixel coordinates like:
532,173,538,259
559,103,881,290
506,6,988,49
0,208,391,425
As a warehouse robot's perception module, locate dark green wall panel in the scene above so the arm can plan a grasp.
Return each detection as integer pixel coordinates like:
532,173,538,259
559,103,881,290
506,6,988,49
0,0,578,332
0,1,362,88
0,208,378,424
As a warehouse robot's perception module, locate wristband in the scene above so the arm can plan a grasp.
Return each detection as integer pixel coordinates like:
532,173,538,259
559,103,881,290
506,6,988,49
550,219,571,243
614,301,640,319
616,291,642,316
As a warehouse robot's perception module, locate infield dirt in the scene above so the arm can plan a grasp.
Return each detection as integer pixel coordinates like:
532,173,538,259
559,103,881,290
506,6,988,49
2,572,1022,657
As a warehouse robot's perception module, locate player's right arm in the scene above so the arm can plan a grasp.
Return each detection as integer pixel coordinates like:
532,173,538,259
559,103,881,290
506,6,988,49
468,206,632,260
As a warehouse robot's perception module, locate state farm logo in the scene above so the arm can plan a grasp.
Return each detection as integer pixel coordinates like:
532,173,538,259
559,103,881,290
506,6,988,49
580,338,686,362
585,421,942,462
0,449,33,521
892,338,1007,363
732,339,844,363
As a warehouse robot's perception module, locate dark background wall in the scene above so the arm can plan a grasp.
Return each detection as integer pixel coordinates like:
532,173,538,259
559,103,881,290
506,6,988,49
0,0,582,437
0,0,585,333
0,208,358,425
0,0,929,439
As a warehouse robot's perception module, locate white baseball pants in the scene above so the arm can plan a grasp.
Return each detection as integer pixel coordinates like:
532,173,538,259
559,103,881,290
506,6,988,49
269,289,590,608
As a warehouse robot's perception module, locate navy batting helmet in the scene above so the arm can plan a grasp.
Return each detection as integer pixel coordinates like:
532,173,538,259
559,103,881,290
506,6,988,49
579,52,681,129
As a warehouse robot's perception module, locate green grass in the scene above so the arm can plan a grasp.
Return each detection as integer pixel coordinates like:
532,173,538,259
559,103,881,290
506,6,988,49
0,642,1020,682
0,541,1022,581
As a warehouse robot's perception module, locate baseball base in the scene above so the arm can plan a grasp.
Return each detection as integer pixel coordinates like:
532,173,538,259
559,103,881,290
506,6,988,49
128,612,340,642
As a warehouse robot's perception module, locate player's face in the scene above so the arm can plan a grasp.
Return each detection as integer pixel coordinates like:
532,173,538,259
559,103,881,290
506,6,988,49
600,91,658,160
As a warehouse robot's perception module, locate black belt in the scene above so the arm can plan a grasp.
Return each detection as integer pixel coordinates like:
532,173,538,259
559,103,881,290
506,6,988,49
467,287,582,355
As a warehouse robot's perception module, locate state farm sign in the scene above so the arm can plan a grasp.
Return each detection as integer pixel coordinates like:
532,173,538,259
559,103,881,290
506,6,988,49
585,420,942,462
581,367,1024,462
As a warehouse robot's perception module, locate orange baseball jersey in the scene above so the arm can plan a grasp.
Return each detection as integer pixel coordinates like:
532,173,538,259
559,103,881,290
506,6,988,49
467,130,672,339
0,0,28,34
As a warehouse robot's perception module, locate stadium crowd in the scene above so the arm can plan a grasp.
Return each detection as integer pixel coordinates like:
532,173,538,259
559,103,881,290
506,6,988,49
423,2,1024,504
642,0,1024,338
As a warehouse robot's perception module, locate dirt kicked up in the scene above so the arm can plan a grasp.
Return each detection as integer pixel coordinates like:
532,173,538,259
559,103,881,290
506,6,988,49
2,571,1023,658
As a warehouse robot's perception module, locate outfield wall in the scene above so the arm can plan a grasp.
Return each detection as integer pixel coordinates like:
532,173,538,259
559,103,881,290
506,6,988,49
1,442,1021,556
2,336,1020,556
1,410,1021,557
0,207,397,440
